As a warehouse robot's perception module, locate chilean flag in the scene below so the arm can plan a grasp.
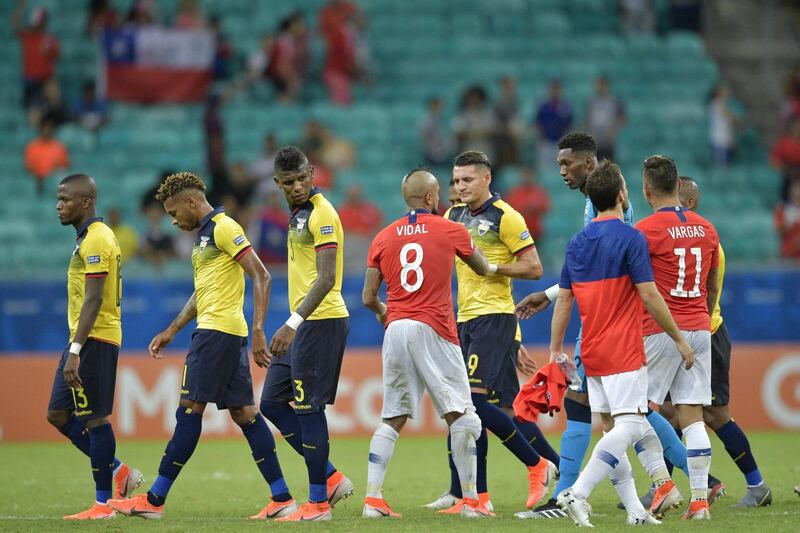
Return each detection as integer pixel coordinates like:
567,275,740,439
100,27,214,103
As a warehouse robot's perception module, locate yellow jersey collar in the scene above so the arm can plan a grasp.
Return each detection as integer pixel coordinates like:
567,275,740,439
469,193,500,216
198,207,225,231
76,217,103,238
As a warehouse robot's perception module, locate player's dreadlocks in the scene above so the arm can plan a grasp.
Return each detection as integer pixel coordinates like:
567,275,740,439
155,171,207,202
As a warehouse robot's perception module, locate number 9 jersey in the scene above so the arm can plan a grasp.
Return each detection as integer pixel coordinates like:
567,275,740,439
635,206,719,335
366,209,475,345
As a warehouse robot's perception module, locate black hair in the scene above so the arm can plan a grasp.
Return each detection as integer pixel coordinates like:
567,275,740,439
402,165,432,182
557,131,597,155
274,146,308,173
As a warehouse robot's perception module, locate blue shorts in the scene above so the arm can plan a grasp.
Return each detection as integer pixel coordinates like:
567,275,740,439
494,340,522,408
261,318,349,413
458,314,518,397
48,338,119,421
573,326,588,394
181,329,254,409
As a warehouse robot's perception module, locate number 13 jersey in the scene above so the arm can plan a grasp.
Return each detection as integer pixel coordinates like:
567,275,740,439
636,206,719,335
367,210,475,344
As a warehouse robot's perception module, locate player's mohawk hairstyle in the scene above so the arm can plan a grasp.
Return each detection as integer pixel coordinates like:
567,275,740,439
557,131,597,155
155,171,207,202
274,145,308,173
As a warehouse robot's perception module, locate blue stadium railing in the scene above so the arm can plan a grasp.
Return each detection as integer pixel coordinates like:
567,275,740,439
1,271,798,353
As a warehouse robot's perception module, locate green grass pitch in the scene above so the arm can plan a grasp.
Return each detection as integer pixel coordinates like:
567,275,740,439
1,431,799,531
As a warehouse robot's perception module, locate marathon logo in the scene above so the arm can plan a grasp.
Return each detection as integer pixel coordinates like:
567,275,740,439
87,255,101,264
233,235,246,246
520,230,531,241
320,225,334,235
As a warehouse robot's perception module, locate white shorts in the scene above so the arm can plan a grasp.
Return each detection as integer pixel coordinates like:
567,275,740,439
381,319,473,420
644,330,711,406
587,366,649,416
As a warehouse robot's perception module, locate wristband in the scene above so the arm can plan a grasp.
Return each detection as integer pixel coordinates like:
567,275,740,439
69,342,83,356
487,263,498,274
285,312,304,330
545,284,560,303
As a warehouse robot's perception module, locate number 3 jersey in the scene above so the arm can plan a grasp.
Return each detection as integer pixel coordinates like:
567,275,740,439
367,210,475,344
67,218,122,345
635,206,719,335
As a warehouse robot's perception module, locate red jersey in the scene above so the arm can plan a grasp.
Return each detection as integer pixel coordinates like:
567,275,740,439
367,210,474,344
636,207,719,335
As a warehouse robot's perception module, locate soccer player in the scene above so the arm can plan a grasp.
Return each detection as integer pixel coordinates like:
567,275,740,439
552,160,693,527
676,177,771,507
515,132,691,518
259,146,352,522
49,174,142,519
428,150,557,513
361,169,491,518
636,156,721,520
107,172,294,520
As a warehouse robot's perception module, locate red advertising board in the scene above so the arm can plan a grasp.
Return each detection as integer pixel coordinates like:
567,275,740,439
1,345,798,441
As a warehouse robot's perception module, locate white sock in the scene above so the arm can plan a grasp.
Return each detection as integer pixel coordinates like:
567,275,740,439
634,418,671,486
572,415,643,501
450,417,479,500
366,423,399,498
683,420,711,501
611,451,647,517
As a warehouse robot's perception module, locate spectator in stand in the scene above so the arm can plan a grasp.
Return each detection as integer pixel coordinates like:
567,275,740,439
24,118,69,195
175,0,205,29
453,85,496,163
252,190,289,265
72,80,108,132
12,0,60,110
420,97,453,167
779,66,800,132
619,0,656,34
209,14,233,80
504,166,550,240
585,75,626,161
770,118,800,201
534,78,572,169
87,0,118,34
271,13,309,102
708,83,738,167
775,179,800,259
125,0,157,27
302,120,356,175
338,183,381,273
320,0,361,105
493,76,524,169
140,200,177,269
29,77,68,128
107,208,139,264
338,183,382,237
224,161,258,215
249,132,279,183
535,78,573,171
204,90,228,203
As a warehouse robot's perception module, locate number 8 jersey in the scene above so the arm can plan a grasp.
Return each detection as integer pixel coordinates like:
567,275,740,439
367,209,475,345
635,206,719,335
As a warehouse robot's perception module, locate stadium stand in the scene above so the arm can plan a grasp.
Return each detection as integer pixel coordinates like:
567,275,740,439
0,0,783,279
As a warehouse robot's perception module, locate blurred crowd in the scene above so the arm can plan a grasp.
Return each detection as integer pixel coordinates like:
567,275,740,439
13,0,800,264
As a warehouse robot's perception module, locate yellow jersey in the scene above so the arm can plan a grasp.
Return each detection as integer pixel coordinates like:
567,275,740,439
710,243,725,334
287,189,349,320
67,218,122,345
446,195,535,322
192,208,253,337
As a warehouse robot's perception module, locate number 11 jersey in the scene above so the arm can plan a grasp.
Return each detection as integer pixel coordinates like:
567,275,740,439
367,209,475,345
635,206,719,335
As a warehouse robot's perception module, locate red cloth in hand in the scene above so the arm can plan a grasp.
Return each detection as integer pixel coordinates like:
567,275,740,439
513,362,567,423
